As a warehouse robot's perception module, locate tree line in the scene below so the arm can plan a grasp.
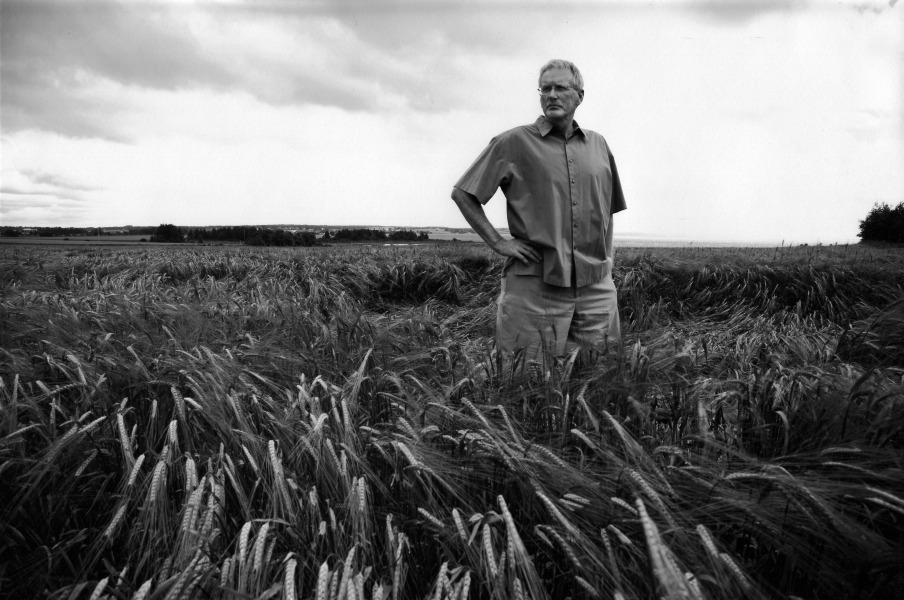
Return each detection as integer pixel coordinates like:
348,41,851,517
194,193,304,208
151,225,429,246
326,228,429,242
0,226,159,237
859,202,903,244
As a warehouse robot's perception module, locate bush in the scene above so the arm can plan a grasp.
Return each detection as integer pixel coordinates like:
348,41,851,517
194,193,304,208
149,223,184,243
858,201,904,243
246,229,317,247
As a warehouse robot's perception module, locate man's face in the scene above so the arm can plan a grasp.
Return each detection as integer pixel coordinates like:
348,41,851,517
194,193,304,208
539,68,583,122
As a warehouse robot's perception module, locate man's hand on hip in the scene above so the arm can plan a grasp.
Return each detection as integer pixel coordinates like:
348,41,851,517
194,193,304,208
491,238,541,265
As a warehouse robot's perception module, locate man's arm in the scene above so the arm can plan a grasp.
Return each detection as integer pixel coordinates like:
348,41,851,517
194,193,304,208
605,214,615,264
450,187,540,265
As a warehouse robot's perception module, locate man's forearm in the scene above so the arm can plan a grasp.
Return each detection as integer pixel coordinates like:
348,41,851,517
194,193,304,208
605,215,615,264
451,188,541,265
451,187,503,250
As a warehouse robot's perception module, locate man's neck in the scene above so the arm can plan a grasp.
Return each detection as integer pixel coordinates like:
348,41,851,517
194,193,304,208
547,116,576,139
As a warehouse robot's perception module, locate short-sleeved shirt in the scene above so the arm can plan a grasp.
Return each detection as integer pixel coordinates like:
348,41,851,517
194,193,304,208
454,116,626,288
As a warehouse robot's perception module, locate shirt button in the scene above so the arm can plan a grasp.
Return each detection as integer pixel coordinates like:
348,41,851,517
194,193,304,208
573,223,578,228
569,159,573,163
571,179,575,184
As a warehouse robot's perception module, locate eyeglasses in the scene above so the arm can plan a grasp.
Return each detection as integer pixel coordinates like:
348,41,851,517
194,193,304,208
538,84,579,96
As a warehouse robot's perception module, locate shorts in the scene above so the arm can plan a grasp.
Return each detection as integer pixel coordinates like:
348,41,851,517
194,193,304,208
496,271,621,360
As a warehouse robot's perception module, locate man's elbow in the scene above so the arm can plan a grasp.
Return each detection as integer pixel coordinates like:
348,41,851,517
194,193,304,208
451,187,476,208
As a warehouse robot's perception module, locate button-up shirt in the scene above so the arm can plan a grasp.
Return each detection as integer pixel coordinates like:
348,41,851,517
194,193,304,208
454,116,626,287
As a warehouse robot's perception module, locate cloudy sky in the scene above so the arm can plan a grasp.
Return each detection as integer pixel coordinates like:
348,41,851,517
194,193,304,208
1,0,901,243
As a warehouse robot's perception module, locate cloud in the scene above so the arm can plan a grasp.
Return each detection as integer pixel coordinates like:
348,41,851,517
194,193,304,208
21,169,102,192
0,192,94,227
0,165,99,227
0,0,496,140
1,0,234,138
684,0,809,24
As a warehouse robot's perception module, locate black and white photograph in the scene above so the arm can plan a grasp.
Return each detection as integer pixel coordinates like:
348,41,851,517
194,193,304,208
1,1,902,599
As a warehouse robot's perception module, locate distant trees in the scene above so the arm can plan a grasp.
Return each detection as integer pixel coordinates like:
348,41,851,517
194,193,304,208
859,202,904,244
329,228,428,242
0,222,428,245
150,224,185,243
246,229,317,247
180,226,316,246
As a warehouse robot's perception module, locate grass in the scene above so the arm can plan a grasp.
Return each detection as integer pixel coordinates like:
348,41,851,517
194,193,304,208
0,242,902,600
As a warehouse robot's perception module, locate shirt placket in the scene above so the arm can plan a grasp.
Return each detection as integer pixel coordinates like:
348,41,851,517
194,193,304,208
565,139,578,286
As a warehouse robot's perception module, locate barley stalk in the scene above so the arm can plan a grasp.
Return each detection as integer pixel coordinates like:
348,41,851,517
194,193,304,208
220,557,234,589
252,522,270,573
537,524,582,572
316,561,330,600
117,412,130,456
103,503,128,539
452,508,468,543
482,523,498,579
418,507,445,530
433,561,448,600
625,468,677,531
394,440,420,468
329,563,340,600
357,477,367,515
148,460,167,504
720,551,752,591
338,543,357,600
574,576,599,599
242,444,261,477
238,521,253,568
865,496,904,515
600,528,620,586
179,486,204,534
284,557,298,600
88,576,108,600
74,449,98,478
354,572,365,600
131,579,152,600
457,572,471,600
126,454,145,488
695,524,720,561
82,415,106,436
168,419,178,446
184,455,197,492
535,488,580,538
530,443,570,471
607,524,635,549
610,496,637,516
172,386,187,423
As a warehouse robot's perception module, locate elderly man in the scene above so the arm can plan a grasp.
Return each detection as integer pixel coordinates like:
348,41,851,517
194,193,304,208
451,59,626,362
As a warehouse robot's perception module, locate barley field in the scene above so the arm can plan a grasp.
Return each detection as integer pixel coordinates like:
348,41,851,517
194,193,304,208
1,242,902,600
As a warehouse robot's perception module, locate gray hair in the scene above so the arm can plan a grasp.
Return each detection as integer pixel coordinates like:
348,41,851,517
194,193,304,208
539,59,584,91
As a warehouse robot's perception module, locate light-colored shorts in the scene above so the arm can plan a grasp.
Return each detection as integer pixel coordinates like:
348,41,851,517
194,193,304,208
496,272,621,360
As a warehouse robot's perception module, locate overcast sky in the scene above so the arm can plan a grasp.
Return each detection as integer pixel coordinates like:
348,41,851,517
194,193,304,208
1,0,901,243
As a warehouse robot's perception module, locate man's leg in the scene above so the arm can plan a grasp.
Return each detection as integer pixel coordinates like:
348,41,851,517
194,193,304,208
566,272,620,352
496,273,572,363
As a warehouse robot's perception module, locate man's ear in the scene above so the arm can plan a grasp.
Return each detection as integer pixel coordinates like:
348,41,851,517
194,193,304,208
578,90,585,105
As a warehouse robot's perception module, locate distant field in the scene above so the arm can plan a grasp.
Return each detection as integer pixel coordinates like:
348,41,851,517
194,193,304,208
0,231,877,252
1,243,902,600
0,234,153,245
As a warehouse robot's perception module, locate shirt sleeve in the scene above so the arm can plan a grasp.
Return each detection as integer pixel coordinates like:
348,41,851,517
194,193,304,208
608,151,627,214
453,134,513,205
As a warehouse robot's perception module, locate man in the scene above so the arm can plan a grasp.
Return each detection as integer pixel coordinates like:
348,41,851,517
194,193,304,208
451,59,626,362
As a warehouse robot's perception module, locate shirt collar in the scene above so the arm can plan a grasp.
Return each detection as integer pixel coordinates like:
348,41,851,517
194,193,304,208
535,115,586,139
